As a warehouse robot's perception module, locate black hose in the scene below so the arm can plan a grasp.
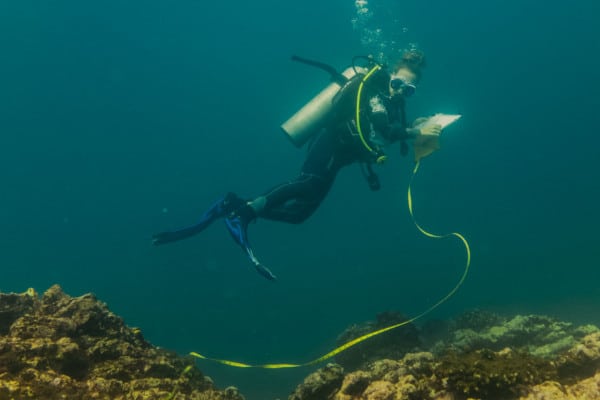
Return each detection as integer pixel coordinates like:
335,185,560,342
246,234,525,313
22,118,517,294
290,55,348,85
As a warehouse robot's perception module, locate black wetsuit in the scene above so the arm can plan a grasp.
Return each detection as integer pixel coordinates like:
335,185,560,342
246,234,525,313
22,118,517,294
255,94,408,224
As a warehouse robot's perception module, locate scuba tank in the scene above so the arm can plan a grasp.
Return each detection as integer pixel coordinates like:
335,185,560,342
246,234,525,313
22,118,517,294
281,55,388,147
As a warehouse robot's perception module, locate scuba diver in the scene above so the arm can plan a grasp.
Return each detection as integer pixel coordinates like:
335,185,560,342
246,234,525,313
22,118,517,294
152,50,441,281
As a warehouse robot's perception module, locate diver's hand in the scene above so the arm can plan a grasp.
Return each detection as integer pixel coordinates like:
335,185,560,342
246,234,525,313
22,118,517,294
419,124,442,136
409,117,441,137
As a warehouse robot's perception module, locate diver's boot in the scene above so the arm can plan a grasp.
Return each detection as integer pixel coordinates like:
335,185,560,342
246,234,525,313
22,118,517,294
225,204,277,281
152,192,245,246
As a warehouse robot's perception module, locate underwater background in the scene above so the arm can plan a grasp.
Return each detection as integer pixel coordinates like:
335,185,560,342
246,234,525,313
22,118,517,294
1,0,598,398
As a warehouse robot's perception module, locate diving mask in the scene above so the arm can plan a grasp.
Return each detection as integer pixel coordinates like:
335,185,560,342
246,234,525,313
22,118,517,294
390,78,416,97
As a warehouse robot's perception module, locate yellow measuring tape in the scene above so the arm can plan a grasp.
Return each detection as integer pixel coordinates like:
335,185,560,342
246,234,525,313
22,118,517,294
188,160,471,369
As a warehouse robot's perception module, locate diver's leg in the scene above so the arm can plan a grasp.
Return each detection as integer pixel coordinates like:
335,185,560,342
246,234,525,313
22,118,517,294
256,173,334,224
252,128,341,223
152,192,245,245
222,129,343,279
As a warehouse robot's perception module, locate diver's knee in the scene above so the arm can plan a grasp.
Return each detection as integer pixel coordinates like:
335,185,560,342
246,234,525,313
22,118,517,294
248,196,267,214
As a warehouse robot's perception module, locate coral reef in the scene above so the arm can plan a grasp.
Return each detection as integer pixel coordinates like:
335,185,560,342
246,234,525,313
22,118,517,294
522,372,600,400
441,313,599,358
289,310,600,400
0,285,244,400
288,364,344,400
7,287,598,400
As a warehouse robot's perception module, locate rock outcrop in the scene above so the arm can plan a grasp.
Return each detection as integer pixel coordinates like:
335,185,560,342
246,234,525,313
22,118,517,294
0,285,244,400
289,310,600,400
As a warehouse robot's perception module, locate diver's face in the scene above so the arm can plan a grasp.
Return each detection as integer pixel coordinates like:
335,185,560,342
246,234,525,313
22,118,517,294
389,68,417,98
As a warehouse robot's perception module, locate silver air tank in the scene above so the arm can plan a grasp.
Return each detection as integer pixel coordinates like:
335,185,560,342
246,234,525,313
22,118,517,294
281,66,367,147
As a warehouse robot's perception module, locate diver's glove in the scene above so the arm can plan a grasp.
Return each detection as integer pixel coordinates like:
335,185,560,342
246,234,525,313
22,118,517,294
419,123,442,136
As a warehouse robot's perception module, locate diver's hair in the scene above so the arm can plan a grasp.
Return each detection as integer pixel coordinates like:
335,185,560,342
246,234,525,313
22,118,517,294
394,49,426,80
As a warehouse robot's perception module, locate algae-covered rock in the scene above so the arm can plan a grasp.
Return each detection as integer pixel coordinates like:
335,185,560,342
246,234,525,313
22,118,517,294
446,313,599,358
520,371,600,399
288,363,344,400
289,311,600,400
0,285,244,400
432,347,557,399
0,290,36,335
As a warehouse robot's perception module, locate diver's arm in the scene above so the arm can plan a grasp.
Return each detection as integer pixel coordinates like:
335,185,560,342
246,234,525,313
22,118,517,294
368,96,436,140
